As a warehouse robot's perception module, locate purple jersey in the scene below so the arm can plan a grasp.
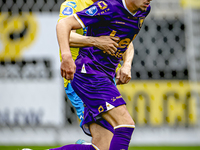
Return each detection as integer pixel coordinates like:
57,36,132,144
74,0,151,78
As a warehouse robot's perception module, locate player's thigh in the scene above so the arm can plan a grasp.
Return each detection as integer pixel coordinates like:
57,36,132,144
102,104,135,127
89,122,113,150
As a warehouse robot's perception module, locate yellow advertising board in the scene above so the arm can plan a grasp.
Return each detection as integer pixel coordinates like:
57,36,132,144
0,12,38,61
118,80,200,127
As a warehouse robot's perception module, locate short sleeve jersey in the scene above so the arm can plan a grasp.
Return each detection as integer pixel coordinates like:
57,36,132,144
59,0,122,87
74,0,151,78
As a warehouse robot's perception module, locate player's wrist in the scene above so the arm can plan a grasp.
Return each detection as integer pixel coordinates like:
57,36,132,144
61,52,72,60
87,36,98,47
122,62,132,70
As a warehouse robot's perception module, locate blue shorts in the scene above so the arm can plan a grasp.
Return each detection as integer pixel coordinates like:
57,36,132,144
65,83,84,126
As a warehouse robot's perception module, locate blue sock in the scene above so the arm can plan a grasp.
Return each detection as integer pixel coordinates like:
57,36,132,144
49,144,97,150
109,125,135,150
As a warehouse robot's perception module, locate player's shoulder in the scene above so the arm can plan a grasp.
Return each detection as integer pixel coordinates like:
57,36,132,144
61,0,79,9
92,0,117,12
59,0,79,17
101,0,119,6
99,0,125,13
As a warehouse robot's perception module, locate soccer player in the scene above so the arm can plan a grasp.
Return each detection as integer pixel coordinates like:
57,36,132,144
58,0,135,149
58,0,134,127
55,0,152,149
59,0,135,148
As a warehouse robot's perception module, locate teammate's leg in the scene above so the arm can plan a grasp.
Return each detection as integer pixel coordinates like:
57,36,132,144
65,83,84,124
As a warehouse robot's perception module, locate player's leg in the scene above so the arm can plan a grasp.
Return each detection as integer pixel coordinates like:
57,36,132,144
48,123,111,150
102,104,135,150
71,73,135,149
102,104,134,127
79,105,134,150
80,104,134,150
65,82,84,124
89,122,113,150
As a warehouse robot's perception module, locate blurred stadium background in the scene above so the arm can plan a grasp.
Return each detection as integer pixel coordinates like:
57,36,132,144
0,0,200,148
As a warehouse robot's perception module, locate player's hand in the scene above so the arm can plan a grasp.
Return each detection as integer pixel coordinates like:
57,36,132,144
94,36,119,55
116,65,131,85
60,54,76,80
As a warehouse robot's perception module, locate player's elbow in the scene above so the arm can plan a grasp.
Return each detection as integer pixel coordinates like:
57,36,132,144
56,18,67,32
56,20,63,35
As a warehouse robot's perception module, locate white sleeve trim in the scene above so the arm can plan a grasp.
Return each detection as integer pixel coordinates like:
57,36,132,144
73,14,85,28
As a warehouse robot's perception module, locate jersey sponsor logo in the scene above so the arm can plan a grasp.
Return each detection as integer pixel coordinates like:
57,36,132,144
62,7,73,16
66,1,77,8
85,6,98,16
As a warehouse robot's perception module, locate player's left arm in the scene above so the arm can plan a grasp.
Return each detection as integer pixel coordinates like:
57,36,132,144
116,42,134,85
69,32,118,54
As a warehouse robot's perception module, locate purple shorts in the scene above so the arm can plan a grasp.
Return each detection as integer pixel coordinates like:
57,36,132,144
81,105,115,136
71,73,126,136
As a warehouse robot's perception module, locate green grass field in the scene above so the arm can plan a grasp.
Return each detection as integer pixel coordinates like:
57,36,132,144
0,146,200,150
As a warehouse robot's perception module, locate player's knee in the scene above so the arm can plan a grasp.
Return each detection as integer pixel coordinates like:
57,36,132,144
118,106,135,126
103,105,135,127
127,118,135,126
122,117,135,127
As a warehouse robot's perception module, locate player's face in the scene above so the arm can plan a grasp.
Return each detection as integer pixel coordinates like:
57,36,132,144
132,0,152,11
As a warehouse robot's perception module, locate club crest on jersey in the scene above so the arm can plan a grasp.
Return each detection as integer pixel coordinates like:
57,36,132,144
138,17,145,29
98,1,108,10
85,6,98,16
66,1,77,8
62,7,73,16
